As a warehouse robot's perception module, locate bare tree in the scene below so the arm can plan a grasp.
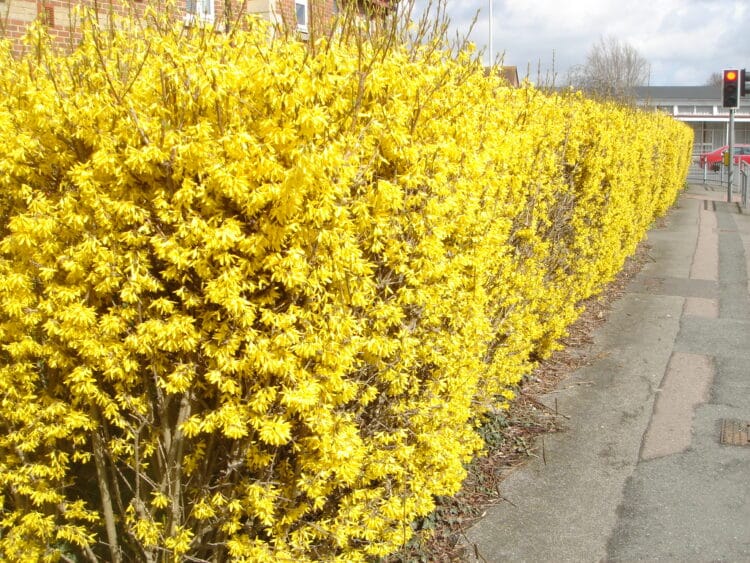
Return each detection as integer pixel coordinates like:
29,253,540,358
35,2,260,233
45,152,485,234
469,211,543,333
706,72,722,88
567,36,650,101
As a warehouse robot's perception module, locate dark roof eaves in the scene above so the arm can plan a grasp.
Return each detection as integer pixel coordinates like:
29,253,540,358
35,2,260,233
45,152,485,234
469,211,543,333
634,85,720,100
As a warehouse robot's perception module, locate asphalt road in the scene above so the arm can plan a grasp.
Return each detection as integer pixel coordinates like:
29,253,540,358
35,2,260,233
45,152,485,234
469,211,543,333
463,182,750,562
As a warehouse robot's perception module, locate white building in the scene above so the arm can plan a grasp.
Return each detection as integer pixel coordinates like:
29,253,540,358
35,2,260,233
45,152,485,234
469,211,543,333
635,85,750,156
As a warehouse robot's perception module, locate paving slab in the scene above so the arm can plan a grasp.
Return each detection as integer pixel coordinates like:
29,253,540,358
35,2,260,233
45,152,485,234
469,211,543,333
463,183,750,562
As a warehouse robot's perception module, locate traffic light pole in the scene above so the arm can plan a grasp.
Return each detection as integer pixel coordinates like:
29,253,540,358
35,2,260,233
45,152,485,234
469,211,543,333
722,69,743,202
728,108,735,202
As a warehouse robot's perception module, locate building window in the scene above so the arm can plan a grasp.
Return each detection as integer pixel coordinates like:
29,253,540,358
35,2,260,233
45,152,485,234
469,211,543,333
37,2,55,27
185,0,214,25
295,0,308,32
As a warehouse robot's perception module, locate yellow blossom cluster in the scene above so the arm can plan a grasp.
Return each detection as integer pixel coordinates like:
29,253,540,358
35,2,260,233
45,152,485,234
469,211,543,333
0,11,691,562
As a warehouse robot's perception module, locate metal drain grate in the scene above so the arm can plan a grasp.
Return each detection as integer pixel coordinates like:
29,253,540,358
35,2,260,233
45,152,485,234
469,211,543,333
720,419,750,446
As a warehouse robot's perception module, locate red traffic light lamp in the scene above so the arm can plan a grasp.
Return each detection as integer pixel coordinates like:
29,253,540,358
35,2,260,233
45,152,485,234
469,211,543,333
723,68,741,108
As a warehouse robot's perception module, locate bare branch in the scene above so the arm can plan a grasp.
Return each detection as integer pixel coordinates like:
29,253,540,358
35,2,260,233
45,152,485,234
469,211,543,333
90,407,123,563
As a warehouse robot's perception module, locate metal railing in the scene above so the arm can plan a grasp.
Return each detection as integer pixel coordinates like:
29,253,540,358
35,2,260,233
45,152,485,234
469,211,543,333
688,160,725,190
741,162,748,208
689,158,750,207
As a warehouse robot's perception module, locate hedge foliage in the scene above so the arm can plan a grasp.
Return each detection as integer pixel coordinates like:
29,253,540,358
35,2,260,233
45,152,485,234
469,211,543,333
0,10,691,562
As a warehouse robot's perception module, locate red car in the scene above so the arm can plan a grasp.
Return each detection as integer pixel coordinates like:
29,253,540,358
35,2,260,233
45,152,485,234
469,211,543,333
698,144,750,171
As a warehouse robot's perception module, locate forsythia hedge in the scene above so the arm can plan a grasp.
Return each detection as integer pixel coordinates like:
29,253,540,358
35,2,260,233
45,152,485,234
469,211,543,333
0,11,691,563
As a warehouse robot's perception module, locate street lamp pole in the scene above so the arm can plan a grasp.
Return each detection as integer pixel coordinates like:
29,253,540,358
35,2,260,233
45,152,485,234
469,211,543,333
488,0,493,67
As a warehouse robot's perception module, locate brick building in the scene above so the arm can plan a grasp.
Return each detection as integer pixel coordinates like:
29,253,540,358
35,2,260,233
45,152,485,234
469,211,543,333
0,0,396,51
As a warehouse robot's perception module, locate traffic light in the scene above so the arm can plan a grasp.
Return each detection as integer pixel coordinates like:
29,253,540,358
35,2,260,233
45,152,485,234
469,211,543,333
723,68,740,108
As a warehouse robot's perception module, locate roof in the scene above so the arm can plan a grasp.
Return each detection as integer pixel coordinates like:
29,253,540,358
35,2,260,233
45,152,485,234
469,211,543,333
634,85,720,99
484,66,520,87
634,84,750,113
634,85,722,104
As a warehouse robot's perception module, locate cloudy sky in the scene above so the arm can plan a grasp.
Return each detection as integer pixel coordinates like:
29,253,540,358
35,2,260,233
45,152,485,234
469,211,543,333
411,0,750,86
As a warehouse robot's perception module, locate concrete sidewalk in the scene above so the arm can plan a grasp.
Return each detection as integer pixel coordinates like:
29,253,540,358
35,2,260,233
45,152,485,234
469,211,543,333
464,183,750,562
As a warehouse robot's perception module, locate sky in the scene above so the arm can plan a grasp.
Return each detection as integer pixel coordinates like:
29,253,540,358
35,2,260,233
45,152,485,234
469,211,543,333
410,0,750,86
